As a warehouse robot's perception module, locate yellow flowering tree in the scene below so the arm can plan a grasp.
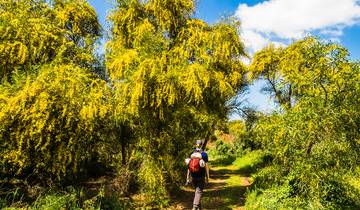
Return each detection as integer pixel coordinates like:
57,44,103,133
0,64,112,180
246,38,360,209
106,0,247,198
0,0,100,82
249,37,357,109
0,0,106,181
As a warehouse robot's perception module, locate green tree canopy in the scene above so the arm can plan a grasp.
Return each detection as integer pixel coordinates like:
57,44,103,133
247,37,360,209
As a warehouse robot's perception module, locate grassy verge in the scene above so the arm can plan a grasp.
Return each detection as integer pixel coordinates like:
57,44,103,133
201,150,265,210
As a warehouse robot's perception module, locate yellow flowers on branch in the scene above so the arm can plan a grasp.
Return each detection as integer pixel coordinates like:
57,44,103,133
249,37,357,109
1,65,112,179
246,37,360,209
106,0,248,198
0,1,248,202
0,0,105,181
0,0,100,82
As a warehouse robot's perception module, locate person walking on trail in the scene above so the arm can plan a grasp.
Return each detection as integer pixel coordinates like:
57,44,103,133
186,139,210,210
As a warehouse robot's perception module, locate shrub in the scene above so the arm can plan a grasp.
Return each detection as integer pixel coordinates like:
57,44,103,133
208,139,235,161
0,64,112,181
246,98,360,209
32,193,81,210
138,158,168,205
245,40,360,207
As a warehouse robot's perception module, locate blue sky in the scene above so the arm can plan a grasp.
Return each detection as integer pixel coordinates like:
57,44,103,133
88,0,360,116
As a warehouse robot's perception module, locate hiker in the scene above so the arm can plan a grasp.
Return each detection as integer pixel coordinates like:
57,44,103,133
186,139,210,210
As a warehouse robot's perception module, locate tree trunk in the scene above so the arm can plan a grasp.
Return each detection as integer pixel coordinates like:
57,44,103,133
121,139,127,166
202,123,217,150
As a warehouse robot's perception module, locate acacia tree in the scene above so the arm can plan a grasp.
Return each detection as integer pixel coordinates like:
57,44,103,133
249,44,293,109
247,38,360,209
0,65,112,180
249,37,356,109
106,0,247,197
0,0,100,82
0,0,108,182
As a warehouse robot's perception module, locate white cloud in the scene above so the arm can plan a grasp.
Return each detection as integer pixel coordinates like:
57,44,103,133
235,0,360,52
320,27,344,37
241,30,270,52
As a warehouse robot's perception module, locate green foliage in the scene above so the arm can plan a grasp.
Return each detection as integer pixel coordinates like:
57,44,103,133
138,158,167,198
228,112,264,154
246,38,360,209
212,139,234,160
245,186,308,210
0,186,135,210
32,192,81,210
0,187,26,209
98,194,134,210
232,150,265,173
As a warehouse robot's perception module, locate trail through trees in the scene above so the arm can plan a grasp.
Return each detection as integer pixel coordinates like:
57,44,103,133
170,159,253,210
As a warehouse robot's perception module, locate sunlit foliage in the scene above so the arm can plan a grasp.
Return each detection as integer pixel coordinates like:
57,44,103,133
0,0,105,181
106,0,247,200
246,38,360,209
0,0,247,206
0,0,100,81
249,37,356,110
0,64,112,180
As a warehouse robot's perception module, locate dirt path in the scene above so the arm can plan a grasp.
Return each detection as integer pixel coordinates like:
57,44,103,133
169,162,252,210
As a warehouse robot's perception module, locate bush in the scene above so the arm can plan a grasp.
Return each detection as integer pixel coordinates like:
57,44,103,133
99,194,134,210
32,193,81,210
208,139,235,161
138,158,168,206
245,186,308,210
0,64,113,181
245,37,360,209
246,98,360,209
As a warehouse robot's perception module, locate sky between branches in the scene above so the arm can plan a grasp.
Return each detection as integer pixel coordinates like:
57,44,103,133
88,0,360,117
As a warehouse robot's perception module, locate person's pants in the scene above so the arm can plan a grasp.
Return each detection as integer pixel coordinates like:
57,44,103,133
192,177,205,209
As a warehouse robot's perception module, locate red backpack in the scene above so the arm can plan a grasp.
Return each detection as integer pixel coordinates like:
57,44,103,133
189,157,201,174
